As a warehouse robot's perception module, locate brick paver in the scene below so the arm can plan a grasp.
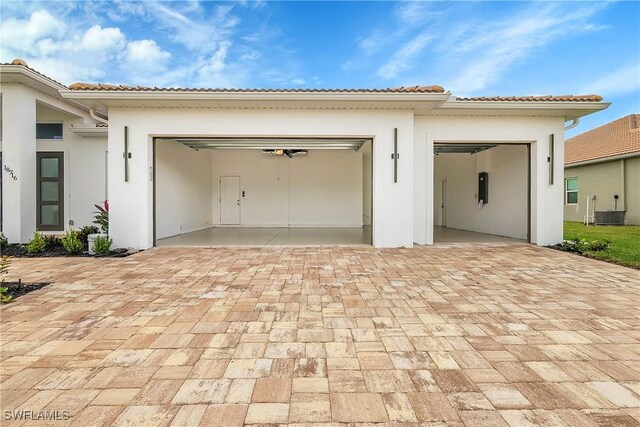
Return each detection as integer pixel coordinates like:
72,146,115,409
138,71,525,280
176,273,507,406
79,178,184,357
1,244,639,426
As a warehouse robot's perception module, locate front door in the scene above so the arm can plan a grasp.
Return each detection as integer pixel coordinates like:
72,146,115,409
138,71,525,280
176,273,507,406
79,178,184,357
220,176,240,224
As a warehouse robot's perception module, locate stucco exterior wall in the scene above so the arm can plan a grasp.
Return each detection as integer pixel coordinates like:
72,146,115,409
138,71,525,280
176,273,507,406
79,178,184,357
107,108,414,249
1,83,105,242
564,156,640,225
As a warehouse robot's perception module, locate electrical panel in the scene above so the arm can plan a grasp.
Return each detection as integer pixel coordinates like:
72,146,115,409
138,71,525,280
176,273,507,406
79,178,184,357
478,172,489,204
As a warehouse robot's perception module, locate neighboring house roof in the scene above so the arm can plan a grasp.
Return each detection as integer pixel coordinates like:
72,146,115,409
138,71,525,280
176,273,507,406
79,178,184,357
565,114,640,166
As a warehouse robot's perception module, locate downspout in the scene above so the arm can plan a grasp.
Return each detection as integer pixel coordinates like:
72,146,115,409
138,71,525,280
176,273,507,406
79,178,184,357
90,108,108,125
564,117,579,131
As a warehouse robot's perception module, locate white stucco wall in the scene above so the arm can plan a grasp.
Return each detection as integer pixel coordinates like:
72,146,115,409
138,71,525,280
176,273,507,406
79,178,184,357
209,149,363,227
107,108,414,249
36,105,107,232
1,84,104,242
434,145,529,239
414,115,565,246
155,140,213,239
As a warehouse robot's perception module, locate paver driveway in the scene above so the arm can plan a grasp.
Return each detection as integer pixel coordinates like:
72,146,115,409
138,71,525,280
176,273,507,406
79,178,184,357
1,244,639,426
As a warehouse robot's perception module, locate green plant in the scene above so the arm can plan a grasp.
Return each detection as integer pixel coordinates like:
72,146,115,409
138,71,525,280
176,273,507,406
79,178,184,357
558,237,611,254
43,234,60,248
0,233,7,249
92,235,113,256
93,201,109,234
27,231,46,254
0,256,12,303
78,225,100,246
61,230,83,254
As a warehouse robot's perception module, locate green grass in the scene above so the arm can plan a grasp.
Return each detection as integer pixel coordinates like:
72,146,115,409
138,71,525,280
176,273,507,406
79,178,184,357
563,221,640,269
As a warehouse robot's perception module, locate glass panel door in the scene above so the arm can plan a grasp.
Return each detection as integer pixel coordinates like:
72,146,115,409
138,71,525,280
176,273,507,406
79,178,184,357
36,152,64,231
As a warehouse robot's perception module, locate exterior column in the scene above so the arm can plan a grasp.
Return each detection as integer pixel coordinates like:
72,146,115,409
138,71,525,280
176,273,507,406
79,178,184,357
2,84,37,243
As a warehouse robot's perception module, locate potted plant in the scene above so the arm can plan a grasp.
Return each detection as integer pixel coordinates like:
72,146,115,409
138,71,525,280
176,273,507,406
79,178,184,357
89,200,109,255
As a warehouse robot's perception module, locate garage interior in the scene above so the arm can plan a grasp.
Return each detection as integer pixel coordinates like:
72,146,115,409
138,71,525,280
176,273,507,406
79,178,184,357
433,142,530,244
154,137,373,246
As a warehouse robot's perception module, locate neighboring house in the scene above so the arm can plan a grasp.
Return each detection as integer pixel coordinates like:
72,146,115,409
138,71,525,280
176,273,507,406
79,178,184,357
1,59,608,249
564,114,640,225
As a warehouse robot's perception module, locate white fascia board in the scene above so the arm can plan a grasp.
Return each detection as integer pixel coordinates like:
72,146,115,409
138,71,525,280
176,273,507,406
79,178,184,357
437,100,610,119
0,65,67,94
0,65,93,114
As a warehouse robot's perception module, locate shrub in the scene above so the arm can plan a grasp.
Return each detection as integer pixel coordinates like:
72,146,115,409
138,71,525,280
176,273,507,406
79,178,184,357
61,230,83,254
27,231,46,254
43,234,60,248
78,225,100,247
1,256,12,304
93,200,109,234
92,235,113,256
558,237,611,254
0,233,7,249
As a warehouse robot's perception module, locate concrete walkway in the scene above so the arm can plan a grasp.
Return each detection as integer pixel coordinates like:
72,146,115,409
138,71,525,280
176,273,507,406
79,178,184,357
1,244,638,426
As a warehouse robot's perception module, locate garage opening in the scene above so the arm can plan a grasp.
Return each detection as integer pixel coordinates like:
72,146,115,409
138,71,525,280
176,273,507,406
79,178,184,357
433,142,530,244
153,137,373,246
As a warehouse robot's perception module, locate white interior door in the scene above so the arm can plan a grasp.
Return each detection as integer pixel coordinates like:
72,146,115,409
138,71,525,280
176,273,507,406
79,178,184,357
220,176,240,224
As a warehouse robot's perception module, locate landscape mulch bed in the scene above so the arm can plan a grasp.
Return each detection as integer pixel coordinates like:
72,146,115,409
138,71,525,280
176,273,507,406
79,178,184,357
2,280,50,301
1,244,133,258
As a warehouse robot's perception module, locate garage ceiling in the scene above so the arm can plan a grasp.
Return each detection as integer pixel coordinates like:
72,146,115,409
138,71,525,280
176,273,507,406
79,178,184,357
159,137,368,151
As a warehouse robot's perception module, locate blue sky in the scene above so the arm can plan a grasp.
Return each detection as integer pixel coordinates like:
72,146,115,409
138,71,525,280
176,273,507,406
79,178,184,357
1,1,638,136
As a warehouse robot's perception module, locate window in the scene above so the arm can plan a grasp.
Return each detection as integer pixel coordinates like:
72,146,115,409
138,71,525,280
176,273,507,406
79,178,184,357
36,123,63,140
565,177,578,205
36,152,64,231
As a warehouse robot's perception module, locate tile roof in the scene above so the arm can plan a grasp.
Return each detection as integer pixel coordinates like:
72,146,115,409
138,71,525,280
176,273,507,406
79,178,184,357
2,58,67,88
565,114,640,165
67,82,447,93
3,58,604,103
456,94,603,102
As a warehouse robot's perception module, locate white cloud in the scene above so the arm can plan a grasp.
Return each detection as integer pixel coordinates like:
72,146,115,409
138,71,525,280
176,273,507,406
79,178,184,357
378,33,433,79
442,3,606,94
581,63,640,98
126,39,171,63
0,10,65,54
82,25,125,51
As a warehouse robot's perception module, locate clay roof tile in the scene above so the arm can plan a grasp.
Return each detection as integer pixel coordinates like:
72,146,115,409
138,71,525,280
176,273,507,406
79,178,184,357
565,114,640,165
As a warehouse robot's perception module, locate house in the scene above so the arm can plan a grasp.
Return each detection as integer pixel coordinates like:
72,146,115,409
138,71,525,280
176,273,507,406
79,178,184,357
1,59,609,249
564,114,640,225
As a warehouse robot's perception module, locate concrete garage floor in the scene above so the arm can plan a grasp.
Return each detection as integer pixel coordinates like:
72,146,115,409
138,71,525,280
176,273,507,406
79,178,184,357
157,226,372,246
2,246,639,425
434,226,527,244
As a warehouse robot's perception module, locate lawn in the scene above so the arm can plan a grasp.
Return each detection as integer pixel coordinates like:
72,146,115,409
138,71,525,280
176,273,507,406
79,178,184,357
564,221,640,269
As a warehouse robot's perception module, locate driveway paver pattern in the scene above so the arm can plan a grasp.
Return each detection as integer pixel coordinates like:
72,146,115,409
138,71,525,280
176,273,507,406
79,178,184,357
1,244,639,426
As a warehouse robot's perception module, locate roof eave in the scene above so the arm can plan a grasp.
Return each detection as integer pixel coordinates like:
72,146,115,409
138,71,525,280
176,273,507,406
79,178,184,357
434,100,609,121
0,65,67,95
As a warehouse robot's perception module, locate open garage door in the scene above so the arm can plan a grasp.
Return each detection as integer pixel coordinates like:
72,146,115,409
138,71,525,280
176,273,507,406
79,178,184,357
433,142,531,244
152,136,373,246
